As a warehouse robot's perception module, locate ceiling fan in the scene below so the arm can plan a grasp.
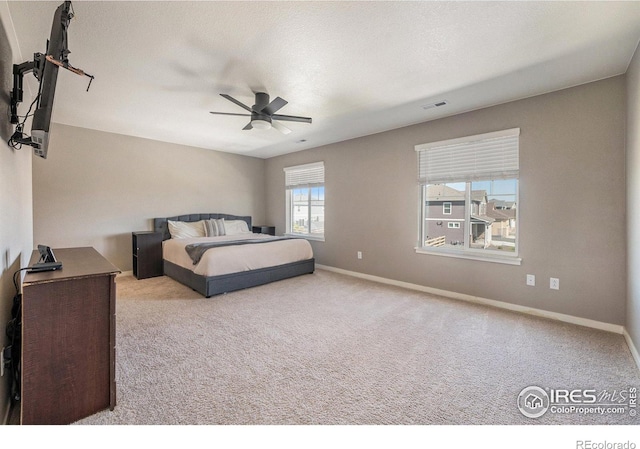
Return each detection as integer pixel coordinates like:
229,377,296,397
210,92,312,134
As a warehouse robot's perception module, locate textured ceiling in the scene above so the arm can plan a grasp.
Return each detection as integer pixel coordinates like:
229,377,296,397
5,1,640,158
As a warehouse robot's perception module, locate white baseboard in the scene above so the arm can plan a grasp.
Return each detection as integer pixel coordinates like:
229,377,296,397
316,264,625,335
623,329,640,371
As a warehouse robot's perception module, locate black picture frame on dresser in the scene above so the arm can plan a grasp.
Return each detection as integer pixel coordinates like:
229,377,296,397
252,225,276,236
132,231,163,279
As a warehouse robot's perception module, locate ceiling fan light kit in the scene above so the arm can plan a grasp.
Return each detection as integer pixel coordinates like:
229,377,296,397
250,118,271,130
210,92,312,134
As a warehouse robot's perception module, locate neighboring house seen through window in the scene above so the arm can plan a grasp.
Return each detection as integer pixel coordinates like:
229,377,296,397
415,129,520,264
284,162,325,240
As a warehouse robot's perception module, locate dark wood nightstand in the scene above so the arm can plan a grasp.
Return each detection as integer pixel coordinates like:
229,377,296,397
132,231,163,279
252,225,276,236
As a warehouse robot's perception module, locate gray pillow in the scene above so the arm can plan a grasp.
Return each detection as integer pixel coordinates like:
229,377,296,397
204,218,226,237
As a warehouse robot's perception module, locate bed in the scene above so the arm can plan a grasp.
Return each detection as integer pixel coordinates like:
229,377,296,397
153,213,315,297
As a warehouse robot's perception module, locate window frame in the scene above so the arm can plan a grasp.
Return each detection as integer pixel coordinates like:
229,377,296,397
284,162,325,242
415,129,521,265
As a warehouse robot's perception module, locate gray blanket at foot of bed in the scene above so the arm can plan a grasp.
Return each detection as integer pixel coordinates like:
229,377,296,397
185,236,295,264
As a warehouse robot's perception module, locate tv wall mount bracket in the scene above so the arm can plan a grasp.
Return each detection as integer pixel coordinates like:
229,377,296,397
8,0,94,148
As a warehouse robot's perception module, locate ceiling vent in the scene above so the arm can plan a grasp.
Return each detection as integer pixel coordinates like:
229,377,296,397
422,100,448,110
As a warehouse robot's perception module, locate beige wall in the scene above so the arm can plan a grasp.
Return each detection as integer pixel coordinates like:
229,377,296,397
0,2,33,423
266,76,627,325
627,42,640,352
32,124,265,271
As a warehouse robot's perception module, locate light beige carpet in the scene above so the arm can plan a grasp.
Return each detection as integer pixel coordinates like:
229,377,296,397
76,270,640,425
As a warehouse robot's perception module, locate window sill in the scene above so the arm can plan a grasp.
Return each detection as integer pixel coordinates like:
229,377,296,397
414,247,521,266
285,233,325,242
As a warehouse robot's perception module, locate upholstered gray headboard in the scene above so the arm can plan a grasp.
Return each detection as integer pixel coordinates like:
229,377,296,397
154,213,252,241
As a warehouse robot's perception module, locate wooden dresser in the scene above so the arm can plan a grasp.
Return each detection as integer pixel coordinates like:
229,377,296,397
21,247,120,424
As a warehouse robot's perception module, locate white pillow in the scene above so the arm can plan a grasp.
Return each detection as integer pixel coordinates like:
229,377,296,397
224,220,251,236
167,220,205,239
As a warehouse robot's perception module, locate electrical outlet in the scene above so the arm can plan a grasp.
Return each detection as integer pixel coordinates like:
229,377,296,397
526,274,535,286
357,251,363,260
550,278,560,290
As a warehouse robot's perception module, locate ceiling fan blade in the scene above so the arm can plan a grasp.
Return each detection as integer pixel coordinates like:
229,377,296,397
209,111,252,117
260,97,288,115
271,120,292,135
242,122,253,130
220,94,252,112
271,114,312,124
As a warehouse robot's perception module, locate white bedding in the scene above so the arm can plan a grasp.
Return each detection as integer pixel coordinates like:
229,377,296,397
162,233,314,277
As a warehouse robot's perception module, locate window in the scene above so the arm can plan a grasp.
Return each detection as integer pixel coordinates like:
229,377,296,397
284,162,325,240
415,128,520,264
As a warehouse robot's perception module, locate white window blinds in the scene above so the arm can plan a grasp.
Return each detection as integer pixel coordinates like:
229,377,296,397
416,128,519,184
284,162,325,188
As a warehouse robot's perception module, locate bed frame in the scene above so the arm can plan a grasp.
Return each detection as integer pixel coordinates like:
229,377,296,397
153,213,315,297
